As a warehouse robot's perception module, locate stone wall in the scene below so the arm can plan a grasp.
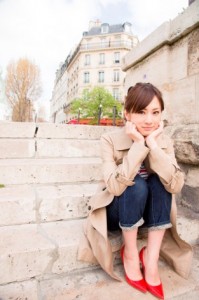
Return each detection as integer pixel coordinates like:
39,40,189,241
122,0,199,213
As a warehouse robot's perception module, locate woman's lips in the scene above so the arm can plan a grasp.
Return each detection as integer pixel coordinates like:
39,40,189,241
142,127,154,130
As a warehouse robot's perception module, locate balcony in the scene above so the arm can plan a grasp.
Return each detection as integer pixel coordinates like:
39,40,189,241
80,40,132,51
66,40,133,68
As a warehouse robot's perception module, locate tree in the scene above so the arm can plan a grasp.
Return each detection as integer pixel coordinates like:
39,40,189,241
70,87,122,124
5,58,42,122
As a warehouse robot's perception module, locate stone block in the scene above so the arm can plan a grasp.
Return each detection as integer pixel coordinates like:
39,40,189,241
177,215,199,245
41,220,93,275
165,76,198,124
167,124,199,165
125,45,170,89
0,186,35,226
185,167,199,187
122,22,170,71
170,0,199,43
181,185,199,213
36,123,120,139
0,158,102,185
169,39,188,81
0,224,55,284
37,183,97,222
122,0,199,72
0,279,38,300
36,139,100,158
0,139,35,158
0,122,36,138
188,28,199,76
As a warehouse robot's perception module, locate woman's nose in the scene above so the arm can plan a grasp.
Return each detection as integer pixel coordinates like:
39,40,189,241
145,113,153,123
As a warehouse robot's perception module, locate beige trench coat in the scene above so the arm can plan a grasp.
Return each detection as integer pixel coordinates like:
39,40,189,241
78,128,193,281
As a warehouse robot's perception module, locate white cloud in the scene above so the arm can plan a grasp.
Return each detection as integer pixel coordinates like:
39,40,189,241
128,0,188,39
0,0,189,118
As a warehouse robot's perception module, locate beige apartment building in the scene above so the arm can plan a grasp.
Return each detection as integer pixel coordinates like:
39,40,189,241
50,20,138,123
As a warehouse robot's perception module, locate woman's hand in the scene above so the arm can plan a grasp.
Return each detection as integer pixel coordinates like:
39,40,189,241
145,121,164,150
125,121,145,144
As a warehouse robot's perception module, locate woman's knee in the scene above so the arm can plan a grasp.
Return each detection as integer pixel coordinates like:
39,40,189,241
125,175,148,203
147,174,171,199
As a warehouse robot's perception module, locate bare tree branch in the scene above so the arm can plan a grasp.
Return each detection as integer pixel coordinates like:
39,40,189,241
5,58,42,121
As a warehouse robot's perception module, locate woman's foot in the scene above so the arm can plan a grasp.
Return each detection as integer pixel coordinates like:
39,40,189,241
139,247,164,299
141,246,161,285
121,246,147,293
123,247,143,281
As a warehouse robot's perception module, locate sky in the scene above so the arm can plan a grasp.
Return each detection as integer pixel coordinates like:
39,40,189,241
0,0,188,118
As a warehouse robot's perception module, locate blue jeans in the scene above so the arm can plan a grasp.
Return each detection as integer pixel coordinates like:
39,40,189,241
106,174,172,231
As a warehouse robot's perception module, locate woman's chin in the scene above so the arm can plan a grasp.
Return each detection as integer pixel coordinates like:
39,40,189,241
140,131,152,137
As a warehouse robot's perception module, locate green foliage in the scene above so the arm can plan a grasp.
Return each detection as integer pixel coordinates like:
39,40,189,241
70,86,122,123
0,184,5,188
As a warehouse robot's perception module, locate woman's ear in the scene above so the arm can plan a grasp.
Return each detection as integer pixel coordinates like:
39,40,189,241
124,110,130,122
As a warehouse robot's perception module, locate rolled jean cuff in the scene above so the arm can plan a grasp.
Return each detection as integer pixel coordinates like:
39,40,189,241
148,222,172,231
119,218,144,231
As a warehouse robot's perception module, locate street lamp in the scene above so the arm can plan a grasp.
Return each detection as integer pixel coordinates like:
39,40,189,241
98,104,102,125
78,107,82,123
113,105,117,126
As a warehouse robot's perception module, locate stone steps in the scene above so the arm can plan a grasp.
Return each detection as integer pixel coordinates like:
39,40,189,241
0,219,120,285
0,122,198,299
0,244,198,299
0,122,118,139
1,210,198,285
0,220,87,285
38,245,199,300
0,138,101,158
0,183,98,226
0,157,102,185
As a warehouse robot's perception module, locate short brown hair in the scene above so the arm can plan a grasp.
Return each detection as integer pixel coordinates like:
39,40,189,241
125,82,164,113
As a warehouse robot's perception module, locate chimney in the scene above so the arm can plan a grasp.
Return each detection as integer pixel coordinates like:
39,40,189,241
89,19,101,29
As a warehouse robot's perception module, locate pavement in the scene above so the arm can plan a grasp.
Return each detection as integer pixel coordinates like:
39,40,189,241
38,244,199,300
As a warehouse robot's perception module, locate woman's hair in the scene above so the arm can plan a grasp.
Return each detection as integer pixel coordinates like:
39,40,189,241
125,82,164,113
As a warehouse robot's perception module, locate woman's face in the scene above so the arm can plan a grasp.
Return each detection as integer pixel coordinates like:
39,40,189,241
125,96,162,137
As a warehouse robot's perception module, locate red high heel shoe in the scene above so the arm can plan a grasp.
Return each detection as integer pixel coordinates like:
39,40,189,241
120,246,147,293
139,247,164,300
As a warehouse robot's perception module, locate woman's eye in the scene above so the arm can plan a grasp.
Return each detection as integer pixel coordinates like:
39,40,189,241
138,111,145,115
153,111,160,115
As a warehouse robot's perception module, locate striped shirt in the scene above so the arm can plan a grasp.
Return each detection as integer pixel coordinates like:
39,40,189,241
138,162,148,180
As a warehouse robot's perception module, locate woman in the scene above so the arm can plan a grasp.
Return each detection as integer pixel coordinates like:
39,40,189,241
78,83,193,299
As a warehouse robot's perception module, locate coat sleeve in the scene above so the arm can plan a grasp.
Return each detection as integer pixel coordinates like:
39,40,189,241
148,137,184,194
100,134,149,196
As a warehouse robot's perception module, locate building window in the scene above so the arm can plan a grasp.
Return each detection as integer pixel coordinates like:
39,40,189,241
84,38,91,49
85,54,90,65
101,38,107,48
101,23,109,34
124,22,131,33
113,70,120,82
113,88,119,100
98,71,104,83
114,52,120,63
84,72,90,83
114,35,121,46
99,53,105,64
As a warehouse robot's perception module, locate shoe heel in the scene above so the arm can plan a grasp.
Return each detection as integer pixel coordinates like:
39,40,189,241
139,247,164,299
121,246,147,293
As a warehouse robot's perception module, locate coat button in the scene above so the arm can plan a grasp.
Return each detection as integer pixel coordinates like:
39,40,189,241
88,205,91,210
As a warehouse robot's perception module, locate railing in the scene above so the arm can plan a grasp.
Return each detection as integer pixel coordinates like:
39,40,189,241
66,40,132,68
80,40,132,50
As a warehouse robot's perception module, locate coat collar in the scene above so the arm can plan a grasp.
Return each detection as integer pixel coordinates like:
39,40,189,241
111,127,168,150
